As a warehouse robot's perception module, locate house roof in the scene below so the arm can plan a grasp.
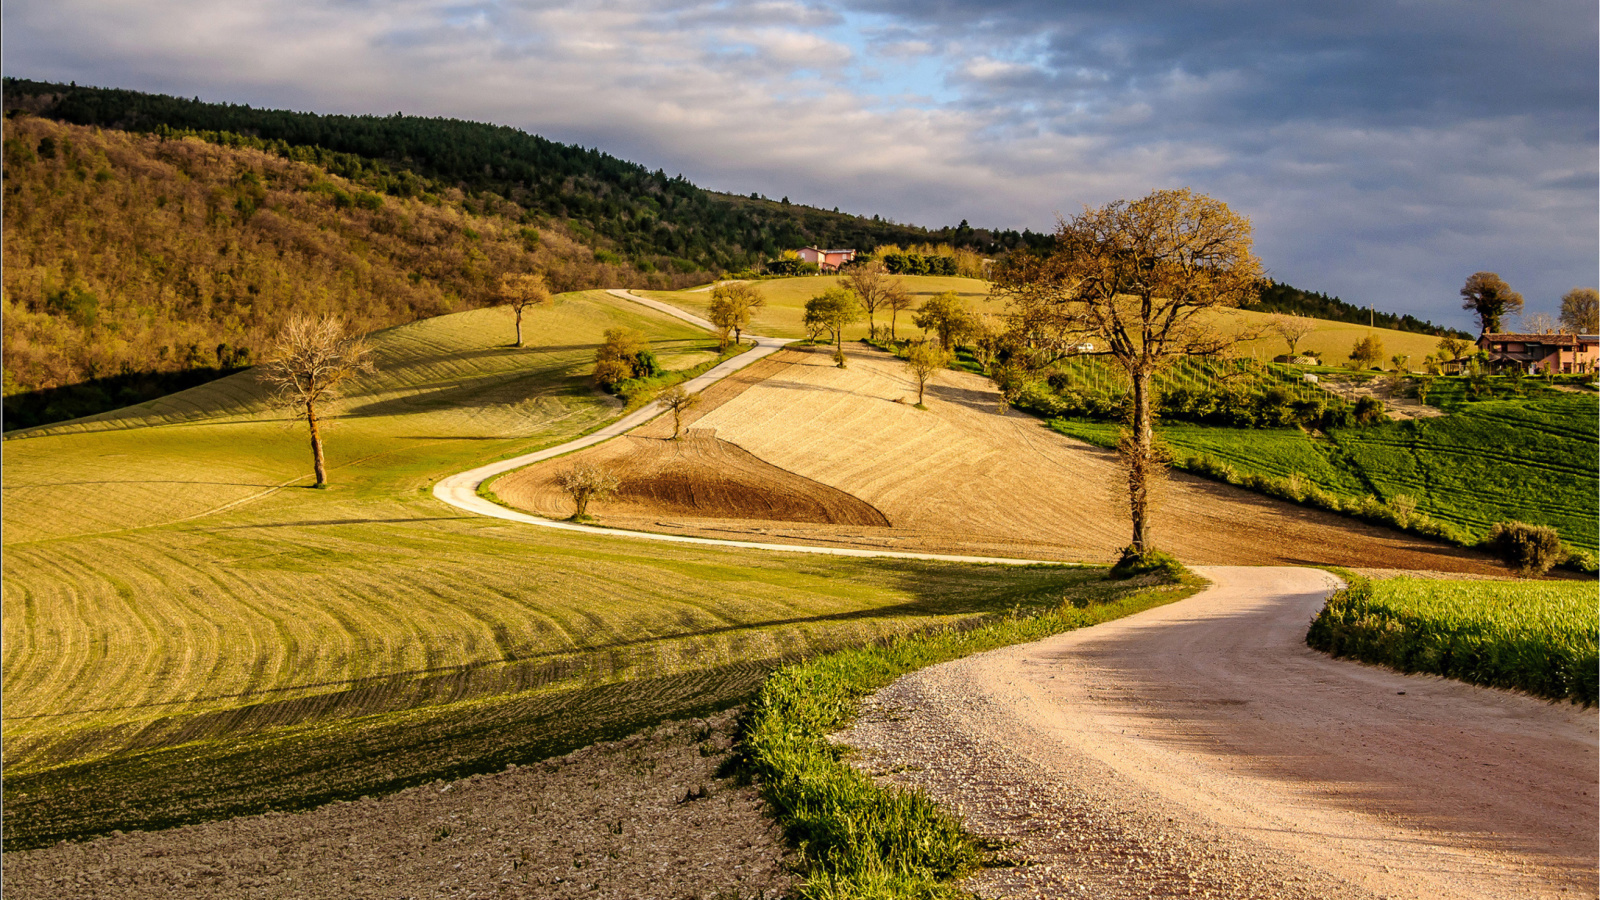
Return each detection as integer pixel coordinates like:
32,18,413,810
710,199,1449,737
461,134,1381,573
1480,332,1597,347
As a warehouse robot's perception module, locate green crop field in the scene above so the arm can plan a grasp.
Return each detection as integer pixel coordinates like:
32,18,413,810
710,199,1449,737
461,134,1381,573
1,289,1103,850
1307,576,1598,704
640,275,993,341
1054,393,1599,552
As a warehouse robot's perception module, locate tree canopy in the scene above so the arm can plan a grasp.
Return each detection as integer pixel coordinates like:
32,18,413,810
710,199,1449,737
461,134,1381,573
1460,272,1524,334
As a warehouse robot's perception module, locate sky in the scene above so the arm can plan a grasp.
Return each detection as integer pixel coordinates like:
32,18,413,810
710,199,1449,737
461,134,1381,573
6,0,1596,329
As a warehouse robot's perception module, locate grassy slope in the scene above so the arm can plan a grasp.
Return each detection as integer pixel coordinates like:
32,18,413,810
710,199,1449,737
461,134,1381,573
640,275,991,341
1,290,1089,849
648,279,1450,366
1055,394,1599,551
1308,576,1597,704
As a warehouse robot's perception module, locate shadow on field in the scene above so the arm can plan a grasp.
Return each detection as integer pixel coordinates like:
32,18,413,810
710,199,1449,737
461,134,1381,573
3,560,1092,850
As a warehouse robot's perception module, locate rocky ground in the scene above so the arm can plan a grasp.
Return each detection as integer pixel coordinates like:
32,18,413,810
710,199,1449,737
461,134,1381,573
2,710,793,900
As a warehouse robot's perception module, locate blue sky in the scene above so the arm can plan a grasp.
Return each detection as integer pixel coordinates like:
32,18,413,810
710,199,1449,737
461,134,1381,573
6,0,1595,329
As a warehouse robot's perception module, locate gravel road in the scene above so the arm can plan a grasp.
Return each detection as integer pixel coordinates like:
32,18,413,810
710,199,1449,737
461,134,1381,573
837,566,1598,899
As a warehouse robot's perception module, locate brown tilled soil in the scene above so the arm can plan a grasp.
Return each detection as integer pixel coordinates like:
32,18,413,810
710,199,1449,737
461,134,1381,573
1,711,792,900
499,344,1507,574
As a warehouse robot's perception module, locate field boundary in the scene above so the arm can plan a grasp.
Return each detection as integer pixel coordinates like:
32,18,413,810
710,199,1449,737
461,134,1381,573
432,290,1067,566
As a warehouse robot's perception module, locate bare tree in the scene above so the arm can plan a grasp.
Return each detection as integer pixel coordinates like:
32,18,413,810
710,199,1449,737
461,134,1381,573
842,260,890,338
991,188,1261,555
1460,272,1523,334
498,272,552,347
904,341,949,407
658,383,701,439
708,282,766,346
260,315,375,487
1560,287,1598,333
1268,313,1317,357
883,280,915,340
1518,312,1559,335
556,464,620,520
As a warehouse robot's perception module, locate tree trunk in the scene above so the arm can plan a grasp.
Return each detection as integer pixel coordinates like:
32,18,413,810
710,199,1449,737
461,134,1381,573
917,377,926,405
574,490,589,518
734,325,742,346
1126,366,1155,553
835,329,846,368
307,399,327,487
514,305,525,347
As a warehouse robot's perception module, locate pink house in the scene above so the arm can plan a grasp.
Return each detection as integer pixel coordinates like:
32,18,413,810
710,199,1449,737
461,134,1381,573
796,247,857,271
1478,332,1599,374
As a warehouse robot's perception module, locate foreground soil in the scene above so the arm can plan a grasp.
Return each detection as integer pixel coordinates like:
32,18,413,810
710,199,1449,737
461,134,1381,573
836,567,1598,899
2,711,791,900
499,345,1506,573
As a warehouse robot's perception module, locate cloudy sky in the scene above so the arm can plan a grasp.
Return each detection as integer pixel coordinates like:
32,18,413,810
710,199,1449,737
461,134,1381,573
7,0,1596,328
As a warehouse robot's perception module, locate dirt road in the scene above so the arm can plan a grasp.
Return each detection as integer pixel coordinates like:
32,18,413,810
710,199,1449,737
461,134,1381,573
838,567,1598,899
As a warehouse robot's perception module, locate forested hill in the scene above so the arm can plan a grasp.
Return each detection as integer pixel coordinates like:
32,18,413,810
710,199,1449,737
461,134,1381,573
1247,281,1469,338
3,78,1051,274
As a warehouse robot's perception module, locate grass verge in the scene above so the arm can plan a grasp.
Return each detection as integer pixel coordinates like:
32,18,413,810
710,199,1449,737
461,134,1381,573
737,568,1205,898
1306,575,1598,705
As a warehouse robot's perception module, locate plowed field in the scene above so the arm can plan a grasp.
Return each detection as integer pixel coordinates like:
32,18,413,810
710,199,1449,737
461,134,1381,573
499,344,1504,573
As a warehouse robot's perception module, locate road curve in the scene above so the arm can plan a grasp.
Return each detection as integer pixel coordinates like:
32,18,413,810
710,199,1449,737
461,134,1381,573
838,566,1598,899
432,289,1064,566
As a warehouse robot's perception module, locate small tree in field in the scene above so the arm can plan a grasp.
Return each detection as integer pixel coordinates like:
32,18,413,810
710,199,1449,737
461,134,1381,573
1349,334,1385,369
913,292,975,351
1436,335,1472,366
1269,313,1316,357
498,272,552,347
884,280,915,340
991,188,1261,556
708,282,766,346
804,287,863,367
261,315,375,487
904,341,949,407
842,261,890,338
658,383,701,439
557,464,620,520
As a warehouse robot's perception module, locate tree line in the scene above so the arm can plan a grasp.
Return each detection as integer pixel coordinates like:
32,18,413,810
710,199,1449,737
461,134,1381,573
4,78,1045,277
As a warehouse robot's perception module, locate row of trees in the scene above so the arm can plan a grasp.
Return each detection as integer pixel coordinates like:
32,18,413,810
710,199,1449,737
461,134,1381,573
1460,273,1597,335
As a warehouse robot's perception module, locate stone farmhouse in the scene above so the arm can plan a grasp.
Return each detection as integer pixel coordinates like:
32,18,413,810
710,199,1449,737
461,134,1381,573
796,247,857,271
1478,332,1599,374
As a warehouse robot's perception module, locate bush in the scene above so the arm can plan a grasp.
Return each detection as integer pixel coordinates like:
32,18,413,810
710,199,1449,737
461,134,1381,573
1109,547,1186,582
1485,520,1565,577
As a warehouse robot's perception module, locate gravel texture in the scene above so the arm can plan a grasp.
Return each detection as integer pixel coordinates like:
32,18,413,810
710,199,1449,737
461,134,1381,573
3,710,792,900
835,566,1597,900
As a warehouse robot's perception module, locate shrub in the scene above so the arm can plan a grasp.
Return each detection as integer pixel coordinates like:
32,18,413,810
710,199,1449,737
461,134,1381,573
1110,546,1186,582
1352,396,1388,425
1485,520,1565,577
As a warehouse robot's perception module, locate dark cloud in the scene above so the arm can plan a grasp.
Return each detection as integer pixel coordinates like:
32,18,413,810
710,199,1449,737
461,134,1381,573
3,0,1594,326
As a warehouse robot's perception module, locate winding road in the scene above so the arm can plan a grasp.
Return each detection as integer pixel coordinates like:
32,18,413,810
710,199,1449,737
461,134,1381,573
839,566,1598,899
432,289,1061,565
436,289,1597,898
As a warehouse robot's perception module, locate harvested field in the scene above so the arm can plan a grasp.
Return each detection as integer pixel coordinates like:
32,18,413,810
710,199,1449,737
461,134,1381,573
501,343,1507,573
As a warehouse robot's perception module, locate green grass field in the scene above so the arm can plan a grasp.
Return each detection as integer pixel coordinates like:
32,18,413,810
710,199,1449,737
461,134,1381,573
1307,576,1598,704
1054,393,1599,552
1,289,1099,849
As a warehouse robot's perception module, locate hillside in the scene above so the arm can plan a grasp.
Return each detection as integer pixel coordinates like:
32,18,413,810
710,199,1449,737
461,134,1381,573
0,290,1096,849
1,116,646,428
3,78,1053,272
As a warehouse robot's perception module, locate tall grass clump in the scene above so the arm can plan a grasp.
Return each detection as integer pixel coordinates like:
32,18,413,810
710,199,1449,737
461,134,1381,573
738,571,1201,898
1307,576,1598,705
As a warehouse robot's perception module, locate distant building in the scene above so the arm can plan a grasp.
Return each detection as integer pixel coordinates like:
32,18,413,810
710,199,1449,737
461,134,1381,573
1477,332,1598,374
796,247,857,271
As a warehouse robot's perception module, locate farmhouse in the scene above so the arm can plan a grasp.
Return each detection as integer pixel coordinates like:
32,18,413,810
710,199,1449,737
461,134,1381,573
796,247,857,271
1477,332,1599,374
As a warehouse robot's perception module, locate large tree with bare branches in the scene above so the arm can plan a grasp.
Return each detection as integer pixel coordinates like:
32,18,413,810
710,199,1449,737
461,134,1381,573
260,315,375,487
842,260,891,338
992,188,1261,555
